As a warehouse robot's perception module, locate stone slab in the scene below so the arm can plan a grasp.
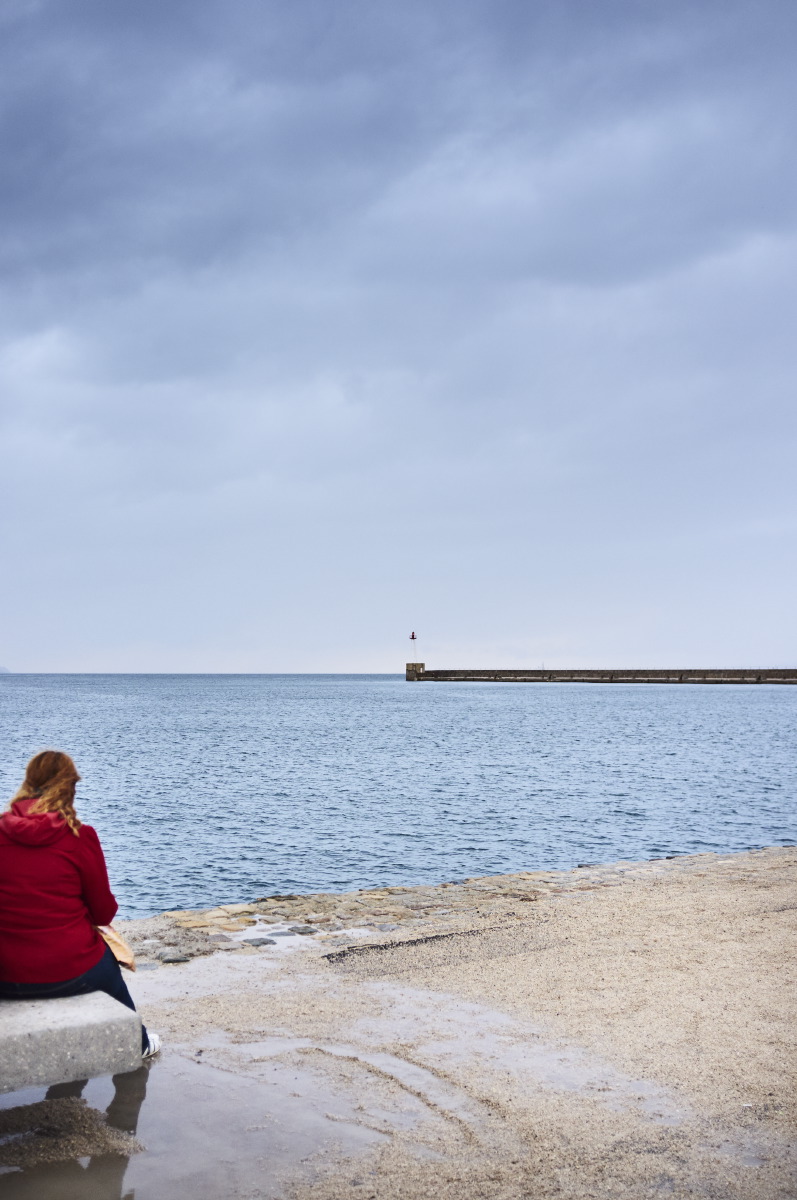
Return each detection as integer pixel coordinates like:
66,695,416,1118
0,992,142,1093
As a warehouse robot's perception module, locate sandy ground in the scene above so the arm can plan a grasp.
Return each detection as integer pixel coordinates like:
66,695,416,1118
2,847,795,1198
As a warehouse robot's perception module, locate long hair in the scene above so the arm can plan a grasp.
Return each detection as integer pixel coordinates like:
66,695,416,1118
12,750,82,837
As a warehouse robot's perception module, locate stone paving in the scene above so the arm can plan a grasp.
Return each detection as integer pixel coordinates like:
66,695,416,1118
119,846,792,967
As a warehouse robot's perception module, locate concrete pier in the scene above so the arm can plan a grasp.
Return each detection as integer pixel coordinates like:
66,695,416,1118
406,663,797,683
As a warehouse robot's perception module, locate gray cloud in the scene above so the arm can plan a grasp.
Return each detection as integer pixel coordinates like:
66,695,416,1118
0,0,795,670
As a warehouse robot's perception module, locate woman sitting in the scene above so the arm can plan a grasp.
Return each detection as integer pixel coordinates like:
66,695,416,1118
0,750,159,1059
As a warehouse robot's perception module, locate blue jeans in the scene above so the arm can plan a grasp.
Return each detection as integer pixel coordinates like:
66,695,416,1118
0,945,150,1054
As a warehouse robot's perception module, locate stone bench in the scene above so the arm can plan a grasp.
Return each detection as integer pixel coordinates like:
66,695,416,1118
0,993,142,1094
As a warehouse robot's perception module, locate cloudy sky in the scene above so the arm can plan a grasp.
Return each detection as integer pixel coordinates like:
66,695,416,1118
1,0,795,671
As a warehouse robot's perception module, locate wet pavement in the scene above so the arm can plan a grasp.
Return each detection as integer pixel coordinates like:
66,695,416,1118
1,850,793,1199
0,979,776,1199
0,978,679,1199
0,987,493,1199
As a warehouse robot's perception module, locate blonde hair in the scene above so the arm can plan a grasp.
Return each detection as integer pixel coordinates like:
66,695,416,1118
12,750,82,837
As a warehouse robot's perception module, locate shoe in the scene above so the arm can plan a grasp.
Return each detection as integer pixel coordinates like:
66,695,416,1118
142,1032,162,1060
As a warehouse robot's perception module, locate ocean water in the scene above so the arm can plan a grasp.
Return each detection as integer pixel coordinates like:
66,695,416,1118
1,674,795,918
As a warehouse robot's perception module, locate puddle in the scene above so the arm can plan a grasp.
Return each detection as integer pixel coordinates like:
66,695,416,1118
0,1031,473,1199
0,971,780,1196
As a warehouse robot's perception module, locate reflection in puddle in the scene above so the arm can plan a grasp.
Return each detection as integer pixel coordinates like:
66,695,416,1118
0,1040,455,1200
0,1065,149,1199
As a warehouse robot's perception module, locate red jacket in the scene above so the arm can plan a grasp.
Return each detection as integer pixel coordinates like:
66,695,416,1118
0,797,118,983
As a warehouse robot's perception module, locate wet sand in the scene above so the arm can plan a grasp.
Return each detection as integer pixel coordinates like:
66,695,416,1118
1,847,795,1198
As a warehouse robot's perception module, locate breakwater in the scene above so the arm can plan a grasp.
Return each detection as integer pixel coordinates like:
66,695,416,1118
406,663,797,683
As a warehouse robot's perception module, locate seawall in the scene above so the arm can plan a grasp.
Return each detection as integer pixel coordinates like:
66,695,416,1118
405,663,797,683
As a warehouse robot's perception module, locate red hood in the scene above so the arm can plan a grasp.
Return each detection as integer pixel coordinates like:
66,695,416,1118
0,797,69,847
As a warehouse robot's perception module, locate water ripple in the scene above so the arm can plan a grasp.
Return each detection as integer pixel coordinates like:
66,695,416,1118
1,675,795,916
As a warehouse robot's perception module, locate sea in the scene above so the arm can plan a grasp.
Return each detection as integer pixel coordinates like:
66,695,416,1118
1,674,795,918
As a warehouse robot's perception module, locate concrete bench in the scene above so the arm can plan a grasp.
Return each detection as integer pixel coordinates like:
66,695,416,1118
0,993,142,1093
